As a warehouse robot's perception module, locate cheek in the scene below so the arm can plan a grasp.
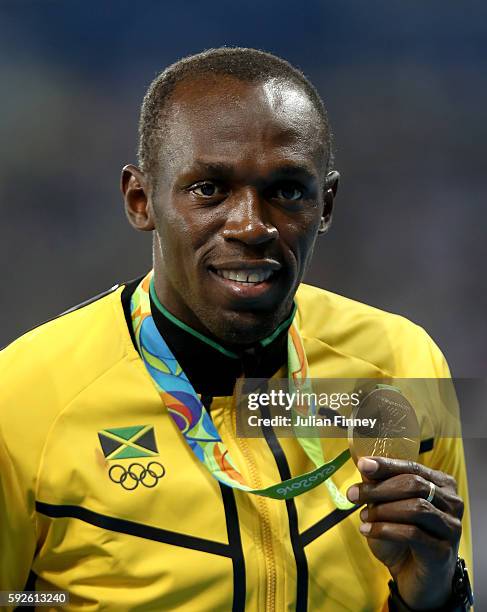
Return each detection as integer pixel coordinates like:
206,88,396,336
156,215,184,256
279,214,320,264
155,206,217,266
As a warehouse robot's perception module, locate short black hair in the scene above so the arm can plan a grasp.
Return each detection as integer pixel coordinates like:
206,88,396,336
138,46,334,181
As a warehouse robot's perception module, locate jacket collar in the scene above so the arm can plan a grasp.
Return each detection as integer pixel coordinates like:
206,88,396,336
148,283,293,396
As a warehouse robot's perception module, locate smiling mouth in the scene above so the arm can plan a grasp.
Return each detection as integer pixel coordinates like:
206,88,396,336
213,268,275,284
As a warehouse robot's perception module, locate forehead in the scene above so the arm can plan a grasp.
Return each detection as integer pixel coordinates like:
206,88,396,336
160,75,326,177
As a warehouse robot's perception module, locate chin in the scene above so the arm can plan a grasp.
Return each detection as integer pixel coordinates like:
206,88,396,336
209,309,285,347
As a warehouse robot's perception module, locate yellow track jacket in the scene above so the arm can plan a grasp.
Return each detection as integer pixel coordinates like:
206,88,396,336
0,278,472,611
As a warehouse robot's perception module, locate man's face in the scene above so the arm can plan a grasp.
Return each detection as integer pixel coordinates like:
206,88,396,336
136,76,331,345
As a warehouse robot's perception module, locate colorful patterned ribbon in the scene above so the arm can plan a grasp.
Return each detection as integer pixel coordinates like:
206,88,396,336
131,271,353,505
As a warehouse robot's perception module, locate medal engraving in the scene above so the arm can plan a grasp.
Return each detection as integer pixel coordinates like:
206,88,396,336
348,386,420,464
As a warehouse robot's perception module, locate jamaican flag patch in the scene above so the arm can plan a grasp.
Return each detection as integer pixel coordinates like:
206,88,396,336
98,425,158,461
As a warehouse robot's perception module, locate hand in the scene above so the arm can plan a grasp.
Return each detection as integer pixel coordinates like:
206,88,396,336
346,457,464,610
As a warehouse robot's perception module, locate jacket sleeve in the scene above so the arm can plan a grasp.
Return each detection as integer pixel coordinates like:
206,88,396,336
421,333,474,587
0,338,41,601
0,429,37,594
381,325,474,611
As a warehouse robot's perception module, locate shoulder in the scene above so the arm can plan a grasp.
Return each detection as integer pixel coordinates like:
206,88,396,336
0,282,134,457
294,282,449,377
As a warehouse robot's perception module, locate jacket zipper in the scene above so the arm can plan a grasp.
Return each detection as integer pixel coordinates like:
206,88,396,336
226,398,277,612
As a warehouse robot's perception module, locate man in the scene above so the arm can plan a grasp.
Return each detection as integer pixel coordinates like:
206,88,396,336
0,47,472,611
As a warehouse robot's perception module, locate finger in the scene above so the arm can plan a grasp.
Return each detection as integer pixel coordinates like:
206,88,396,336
357,457,457,491
359,499,462,543
347,474,463,516
359,521,456,563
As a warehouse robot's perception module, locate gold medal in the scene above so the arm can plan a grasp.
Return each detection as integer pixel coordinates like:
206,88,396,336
348,385,420,465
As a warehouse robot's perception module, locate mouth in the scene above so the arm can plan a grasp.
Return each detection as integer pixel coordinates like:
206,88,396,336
213,268,274,284
208,260,282,302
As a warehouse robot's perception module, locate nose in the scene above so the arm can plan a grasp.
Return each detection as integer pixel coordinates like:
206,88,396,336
221,188,278,246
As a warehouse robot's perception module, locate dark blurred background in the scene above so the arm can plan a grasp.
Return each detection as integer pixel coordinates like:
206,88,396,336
1,0,485,603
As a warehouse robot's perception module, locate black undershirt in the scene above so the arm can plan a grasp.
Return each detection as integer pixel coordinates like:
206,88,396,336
120,277,290,396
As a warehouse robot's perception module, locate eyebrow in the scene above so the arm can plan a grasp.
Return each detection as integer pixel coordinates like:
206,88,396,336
269,164,317,183
189,161,235,179
186,160,318,183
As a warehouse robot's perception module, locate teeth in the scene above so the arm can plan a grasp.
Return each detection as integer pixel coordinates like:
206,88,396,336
215,269,273,283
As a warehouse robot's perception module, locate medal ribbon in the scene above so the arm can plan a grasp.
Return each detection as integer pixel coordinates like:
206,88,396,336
131,271,353,505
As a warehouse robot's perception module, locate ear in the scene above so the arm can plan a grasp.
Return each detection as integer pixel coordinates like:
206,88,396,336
318,170,340,235
120,164,155,231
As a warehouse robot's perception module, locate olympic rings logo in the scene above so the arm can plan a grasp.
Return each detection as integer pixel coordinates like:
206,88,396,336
108,461,166,490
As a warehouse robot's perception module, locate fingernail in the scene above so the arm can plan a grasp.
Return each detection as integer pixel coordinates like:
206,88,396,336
359,522,372,534
347,485,359,502
360,508,368,521
358,457,378,475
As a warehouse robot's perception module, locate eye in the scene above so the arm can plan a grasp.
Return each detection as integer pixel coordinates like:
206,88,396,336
190,181,222,197
274,183,304,201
